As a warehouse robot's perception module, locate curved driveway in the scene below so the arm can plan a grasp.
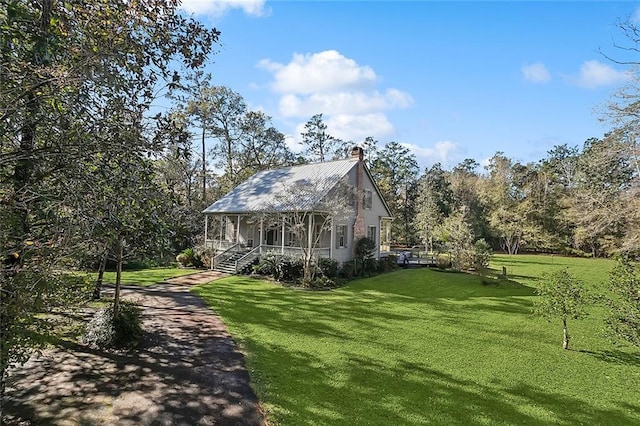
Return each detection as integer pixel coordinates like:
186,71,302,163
5,273,264,425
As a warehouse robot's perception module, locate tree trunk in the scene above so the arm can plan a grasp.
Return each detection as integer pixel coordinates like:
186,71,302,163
113,236,124,315
93,250,107,300
201,126,206,202
562,317,570,350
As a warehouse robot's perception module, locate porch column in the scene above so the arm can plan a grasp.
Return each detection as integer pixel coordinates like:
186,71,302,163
281,217,285,254
329,217,334,259
219,215,224,250
259,217,264,252
307,214,313,254
236,214,241,244
204,215,208,247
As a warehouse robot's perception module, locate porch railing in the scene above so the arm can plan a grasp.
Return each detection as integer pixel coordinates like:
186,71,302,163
235,245,262,273
260,245,330,259
212,243,241,270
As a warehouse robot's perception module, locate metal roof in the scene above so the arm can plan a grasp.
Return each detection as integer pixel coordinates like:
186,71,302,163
202,158,358,214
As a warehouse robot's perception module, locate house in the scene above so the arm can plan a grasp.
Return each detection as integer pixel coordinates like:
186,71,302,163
202,147,393,273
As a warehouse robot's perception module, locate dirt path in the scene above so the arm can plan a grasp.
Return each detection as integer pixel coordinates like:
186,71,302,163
4,273,264,425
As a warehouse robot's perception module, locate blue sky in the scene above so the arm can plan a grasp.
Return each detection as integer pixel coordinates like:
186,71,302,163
179,1,640,169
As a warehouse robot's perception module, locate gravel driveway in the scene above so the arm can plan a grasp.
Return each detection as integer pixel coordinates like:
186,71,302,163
4,274,264,425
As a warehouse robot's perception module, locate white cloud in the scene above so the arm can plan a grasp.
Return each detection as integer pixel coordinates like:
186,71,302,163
180,0,267,17
572,60,630,89
279,90,413,118
258,50,377,95
327,114,395,142
402,141,459,166
258,50,413,143
521,62,551,83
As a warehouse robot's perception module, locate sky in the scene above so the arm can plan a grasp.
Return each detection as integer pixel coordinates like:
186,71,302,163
177,0,640,169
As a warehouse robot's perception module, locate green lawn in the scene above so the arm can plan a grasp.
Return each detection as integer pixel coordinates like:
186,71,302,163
193,255,640,425
93,267,198,287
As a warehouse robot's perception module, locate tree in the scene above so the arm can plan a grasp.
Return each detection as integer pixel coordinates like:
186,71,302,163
606,256,640,346
237,110,296,179
369,142,419,244
0,0,219,409
436,209,474,271
534,269,588,350
262,179,354,281
300,114,343,162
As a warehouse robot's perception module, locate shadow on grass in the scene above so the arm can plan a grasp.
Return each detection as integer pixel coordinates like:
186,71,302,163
578,349,640,368
246,338,638,425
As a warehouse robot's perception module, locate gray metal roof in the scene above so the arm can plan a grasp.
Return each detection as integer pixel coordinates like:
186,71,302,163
202,158,358,214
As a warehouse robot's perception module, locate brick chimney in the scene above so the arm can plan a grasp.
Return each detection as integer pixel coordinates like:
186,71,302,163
352,146,366,243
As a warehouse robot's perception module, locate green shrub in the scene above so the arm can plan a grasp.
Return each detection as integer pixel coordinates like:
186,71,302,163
176,248,202,267
318,258,339,278
83,301,143,349
301,276,338,290
378,255,398,273
339,261,356,279
254,252,303,281
471,239,492,273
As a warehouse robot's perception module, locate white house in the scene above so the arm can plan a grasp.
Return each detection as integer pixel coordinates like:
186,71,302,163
202,147,392,273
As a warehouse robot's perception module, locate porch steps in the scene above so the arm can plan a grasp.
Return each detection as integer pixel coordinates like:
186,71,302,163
213,249,257,274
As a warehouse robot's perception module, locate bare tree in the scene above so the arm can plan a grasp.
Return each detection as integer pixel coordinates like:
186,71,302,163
261,179,354,281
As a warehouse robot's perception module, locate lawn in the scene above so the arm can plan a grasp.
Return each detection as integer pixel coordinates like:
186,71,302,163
92,267,198,287
193,255,640,425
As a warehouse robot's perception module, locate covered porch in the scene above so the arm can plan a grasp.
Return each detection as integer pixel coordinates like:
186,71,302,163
203,213,333,259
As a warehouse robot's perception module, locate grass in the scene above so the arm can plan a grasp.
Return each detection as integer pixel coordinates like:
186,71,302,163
92,267,199,287
193,255,640,425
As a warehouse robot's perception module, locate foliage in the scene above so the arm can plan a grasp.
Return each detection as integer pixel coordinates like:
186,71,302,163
534,269,589,349
377,255,398,273
254,253,304,282
369,142,420,245
471,238,493,273
300,113,346,162
606,256,640,346
436,210,474,271
300,276,338,290
318,258,339,278
83,301,143,349
193,265,640,426
176,248,202,268
0,0,218,400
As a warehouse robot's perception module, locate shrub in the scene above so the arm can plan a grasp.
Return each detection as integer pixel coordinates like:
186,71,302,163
318,258,339,278
195,245,217,269
471,239,492,273
436,254,452,270
339,261,356,279
83,301,143,349
254,252,304,281
301,276,338,290
176,248,202,267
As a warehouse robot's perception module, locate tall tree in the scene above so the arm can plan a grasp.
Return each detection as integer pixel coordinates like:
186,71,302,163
369,142,419,245
0,0,219,407
300,114,343,162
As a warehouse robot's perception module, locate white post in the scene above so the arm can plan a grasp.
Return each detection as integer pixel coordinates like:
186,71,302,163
236,214,241,245
280,216,285,254
204,215,208,247
259,217,264,252
329,216,334,260
219,215,223,250
307,214,313,256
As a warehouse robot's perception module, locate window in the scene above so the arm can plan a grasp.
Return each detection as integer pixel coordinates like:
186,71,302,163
368,226,377,244
363,189,373,210
336,225,348,248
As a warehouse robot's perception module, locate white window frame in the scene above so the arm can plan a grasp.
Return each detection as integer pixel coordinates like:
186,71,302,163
364,189,373,210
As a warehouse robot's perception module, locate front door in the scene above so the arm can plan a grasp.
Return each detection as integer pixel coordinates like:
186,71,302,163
266,229,276,246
